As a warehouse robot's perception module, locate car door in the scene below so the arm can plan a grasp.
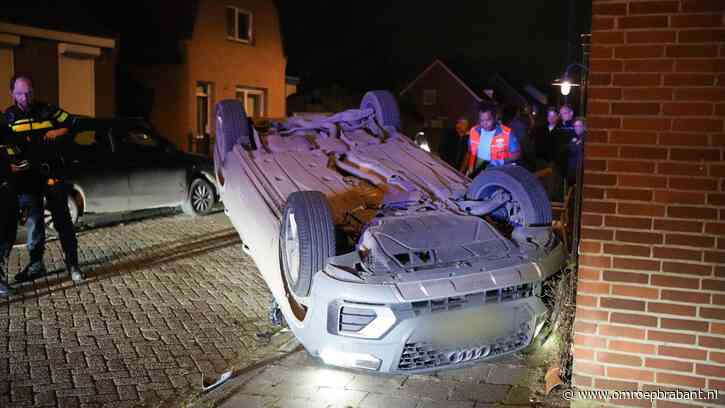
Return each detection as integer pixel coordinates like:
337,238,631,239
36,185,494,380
116,125,187,210
64,119,131,213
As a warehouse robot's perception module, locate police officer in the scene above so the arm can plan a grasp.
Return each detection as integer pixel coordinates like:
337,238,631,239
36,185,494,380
4,74,84,283
0,112,19,296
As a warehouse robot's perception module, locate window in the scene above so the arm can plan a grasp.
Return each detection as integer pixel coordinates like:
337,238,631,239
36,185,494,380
236,87,266,118
196,82,213,137
423,89,437,106
226,7,253,43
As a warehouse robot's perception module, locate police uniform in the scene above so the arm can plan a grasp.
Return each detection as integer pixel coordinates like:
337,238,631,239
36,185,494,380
4,102,81,281
0,114,18,295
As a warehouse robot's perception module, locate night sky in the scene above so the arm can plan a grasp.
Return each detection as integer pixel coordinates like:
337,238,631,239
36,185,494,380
276,0,592,92
1,0,591,93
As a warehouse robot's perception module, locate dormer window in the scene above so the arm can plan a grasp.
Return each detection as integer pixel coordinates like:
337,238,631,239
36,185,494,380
226,6,253,44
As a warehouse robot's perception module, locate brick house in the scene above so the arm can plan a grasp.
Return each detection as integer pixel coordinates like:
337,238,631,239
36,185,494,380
0,21,117,117
399,58,540,155
572,0,725,404
127,0,286,153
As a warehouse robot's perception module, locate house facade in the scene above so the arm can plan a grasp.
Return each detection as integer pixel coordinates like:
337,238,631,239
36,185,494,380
399,59,489,154
0,22,117,117
128,0,287,154
399,58,542,155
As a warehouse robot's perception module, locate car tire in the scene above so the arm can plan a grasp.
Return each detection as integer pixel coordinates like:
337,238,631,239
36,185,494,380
182,178,216,216
214,99,253,163
280,191,335,298
467,165,552,227
360,90,401,130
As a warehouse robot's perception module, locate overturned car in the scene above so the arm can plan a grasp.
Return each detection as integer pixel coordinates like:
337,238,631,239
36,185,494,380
213,91,567,373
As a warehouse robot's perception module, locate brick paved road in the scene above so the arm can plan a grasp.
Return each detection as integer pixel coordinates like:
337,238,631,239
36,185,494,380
1,211,280,407
201,338,570,408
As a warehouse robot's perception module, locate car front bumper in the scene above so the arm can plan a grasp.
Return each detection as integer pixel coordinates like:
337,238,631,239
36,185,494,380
290,243,566,374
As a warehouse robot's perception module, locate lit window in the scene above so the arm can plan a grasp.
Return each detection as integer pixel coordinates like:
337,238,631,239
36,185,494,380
236,87,266,118
226,7,253,43
196,82,213,136
423,89,437,106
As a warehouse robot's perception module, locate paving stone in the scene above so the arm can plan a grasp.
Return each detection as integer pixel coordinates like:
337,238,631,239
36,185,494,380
435,363,494,383
417,400,474,408
485,365,530,386
452,382,510,403
399,376,454,401
345,372,407,394
504,386,533,405
312,387,368,406
359,393,420,408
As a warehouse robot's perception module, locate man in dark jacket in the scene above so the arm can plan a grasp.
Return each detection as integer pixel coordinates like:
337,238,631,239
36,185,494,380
438,117,469,171
4,74,84,283
507,108,536,172
0,113,18,296
532,106,565,201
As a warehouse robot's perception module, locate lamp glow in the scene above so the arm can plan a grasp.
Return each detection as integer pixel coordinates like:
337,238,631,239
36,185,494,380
560,81,572,96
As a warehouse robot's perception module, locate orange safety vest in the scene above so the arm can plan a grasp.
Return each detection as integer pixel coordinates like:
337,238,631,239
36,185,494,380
466,125,513,173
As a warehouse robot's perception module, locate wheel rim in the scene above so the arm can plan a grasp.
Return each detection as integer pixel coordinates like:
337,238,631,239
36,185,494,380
482,186,523,226
191,182,213,213
284,211,300,284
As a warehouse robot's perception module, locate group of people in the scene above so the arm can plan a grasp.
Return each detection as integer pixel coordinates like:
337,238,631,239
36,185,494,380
438,102,586,200
0,74,85,297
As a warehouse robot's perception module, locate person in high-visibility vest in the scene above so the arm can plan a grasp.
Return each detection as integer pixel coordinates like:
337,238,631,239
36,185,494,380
463,103,521,177
4,74,84,284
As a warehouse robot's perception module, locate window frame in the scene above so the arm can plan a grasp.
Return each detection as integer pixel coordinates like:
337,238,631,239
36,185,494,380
226,6,253,44
236,86,266,118
196,82,213,137
423,89,437,106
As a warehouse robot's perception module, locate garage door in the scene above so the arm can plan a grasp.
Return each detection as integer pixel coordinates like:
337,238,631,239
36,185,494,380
59,54,94,116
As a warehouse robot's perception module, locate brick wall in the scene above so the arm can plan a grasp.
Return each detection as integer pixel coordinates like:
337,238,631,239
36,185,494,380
573,0,725,405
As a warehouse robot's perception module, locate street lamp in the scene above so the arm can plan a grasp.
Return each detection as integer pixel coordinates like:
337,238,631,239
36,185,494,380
560,81,572,96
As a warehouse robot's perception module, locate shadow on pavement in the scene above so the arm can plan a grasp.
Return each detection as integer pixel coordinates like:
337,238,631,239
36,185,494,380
3,226,240,305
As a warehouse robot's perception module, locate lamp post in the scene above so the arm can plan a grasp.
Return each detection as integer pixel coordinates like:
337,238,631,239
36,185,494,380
558,62,589,263
553,63,589,114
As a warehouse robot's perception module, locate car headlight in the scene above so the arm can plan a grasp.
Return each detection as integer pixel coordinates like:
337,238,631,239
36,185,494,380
335,304,397,339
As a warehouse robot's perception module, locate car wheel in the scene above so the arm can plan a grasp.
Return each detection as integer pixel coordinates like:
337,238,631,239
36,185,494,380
360,90,401,130
45,195,79,233
214,99,253,163
182,178,216,216
467,165,552,227
280,191,336,298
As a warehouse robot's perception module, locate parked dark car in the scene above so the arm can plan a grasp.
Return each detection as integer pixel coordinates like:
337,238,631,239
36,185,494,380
18,117,219,235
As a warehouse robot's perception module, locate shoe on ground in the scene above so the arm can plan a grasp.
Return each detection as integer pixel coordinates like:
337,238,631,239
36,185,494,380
69,265,84,283
14,261,48,283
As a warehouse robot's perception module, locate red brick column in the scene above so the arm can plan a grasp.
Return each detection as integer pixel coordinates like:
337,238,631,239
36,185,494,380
573,0,725,403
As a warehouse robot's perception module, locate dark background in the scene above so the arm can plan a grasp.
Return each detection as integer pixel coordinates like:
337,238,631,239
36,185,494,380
277,0,592,93
1,0,591,94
